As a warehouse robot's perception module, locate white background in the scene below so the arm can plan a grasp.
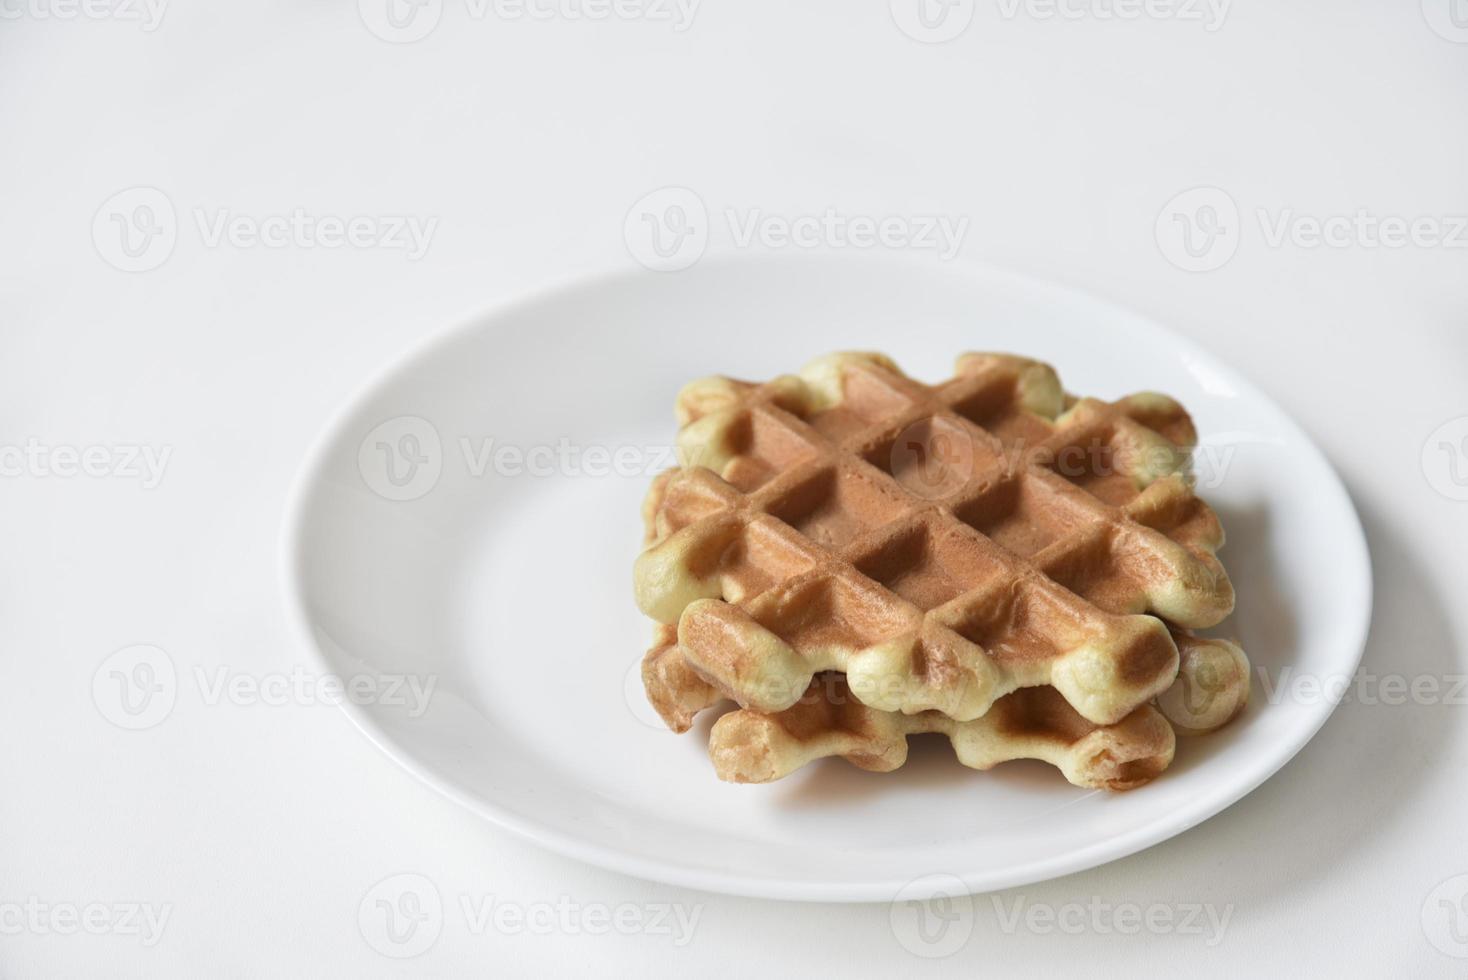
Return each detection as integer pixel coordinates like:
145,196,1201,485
3,0,1467,975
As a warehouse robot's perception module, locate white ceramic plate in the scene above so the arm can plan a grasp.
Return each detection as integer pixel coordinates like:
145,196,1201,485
284,254,1370,902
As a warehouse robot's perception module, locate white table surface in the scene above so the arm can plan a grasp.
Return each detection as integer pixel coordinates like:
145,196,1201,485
3,2,1466,975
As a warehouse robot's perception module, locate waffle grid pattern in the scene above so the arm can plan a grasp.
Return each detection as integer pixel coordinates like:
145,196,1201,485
635,352,1235,730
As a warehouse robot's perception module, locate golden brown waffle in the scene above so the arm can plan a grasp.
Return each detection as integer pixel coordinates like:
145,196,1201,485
634,352,1235,729
709,669,1176,792
646,623,1249,790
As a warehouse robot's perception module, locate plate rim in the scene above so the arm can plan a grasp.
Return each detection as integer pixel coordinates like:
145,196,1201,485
280,253,1373,902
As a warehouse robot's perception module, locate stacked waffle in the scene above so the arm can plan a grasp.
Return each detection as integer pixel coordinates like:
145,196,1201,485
632,352,1250,791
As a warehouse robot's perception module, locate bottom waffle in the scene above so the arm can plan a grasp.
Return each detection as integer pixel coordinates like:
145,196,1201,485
643,625,1249,791
711,673,1176,791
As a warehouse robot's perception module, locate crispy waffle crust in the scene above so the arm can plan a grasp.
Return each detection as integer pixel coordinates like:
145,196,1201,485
635,352,1234,728
641,626,1247,790
710,670,1177,792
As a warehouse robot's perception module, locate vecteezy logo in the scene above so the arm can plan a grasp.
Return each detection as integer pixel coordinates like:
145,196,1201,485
890,0,974,43
92,645,177,730
358,0,443,43
623,187,709,272
623,656,670,731
358,416,443,501
1422,874,1468,958
92,187,177,272
1423,416,1468,501
1154,186,1240,272
1422,0,1468,42
889,873,974,958
1180,655,1230,715
359,873,443,958
888,420,974,500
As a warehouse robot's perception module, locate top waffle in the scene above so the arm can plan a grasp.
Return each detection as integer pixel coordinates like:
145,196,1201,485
633,352,1234,727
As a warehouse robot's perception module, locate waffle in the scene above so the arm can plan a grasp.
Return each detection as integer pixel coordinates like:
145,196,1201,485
634,352,1235,730
710,668,1176,791
648,623,1250,790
